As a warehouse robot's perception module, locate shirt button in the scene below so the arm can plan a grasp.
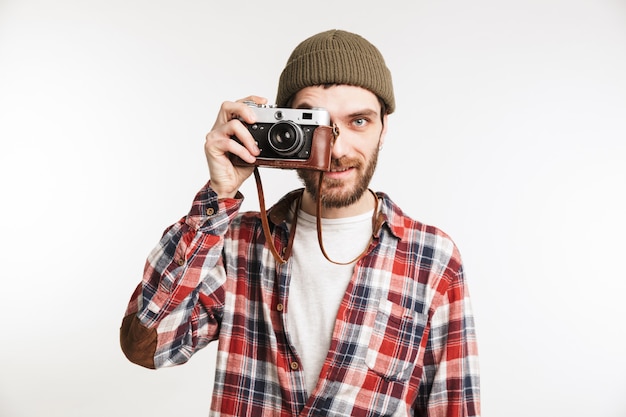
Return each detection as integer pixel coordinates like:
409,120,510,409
276,303,284,312
290,361,299,370
206,207,215,216
177,259,185,266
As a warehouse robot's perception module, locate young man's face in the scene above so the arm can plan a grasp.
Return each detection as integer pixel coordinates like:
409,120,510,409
292,84,388,209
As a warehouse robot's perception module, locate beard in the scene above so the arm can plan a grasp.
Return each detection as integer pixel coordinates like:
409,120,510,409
297,145,379,209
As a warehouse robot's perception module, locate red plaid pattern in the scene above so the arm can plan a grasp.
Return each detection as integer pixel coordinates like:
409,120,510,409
123,182,480,416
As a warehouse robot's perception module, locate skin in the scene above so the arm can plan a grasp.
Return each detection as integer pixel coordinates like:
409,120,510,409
204,85,388,219
292,85,387,218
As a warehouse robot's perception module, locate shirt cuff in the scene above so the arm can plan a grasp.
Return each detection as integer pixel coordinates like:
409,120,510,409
186,181,244,233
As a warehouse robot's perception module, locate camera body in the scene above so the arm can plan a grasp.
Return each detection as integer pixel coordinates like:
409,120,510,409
232,102,333,170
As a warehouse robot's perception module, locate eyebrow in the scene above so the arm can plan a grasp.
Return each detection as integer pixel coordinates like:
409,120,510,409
347,109,379,119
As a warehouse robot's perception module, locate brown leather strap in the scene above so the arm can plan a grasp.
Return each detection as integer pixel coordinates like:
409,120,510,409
314,173,378,265
254,167,377,265
254,167,298,264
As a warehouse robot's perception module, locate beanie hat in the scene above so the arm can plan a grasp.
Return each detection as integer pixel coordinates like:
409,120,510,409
276,29,395,114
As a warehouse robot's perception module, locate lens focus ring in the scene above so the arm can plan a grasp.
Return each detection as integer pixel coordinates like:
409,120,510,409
267,121,304,156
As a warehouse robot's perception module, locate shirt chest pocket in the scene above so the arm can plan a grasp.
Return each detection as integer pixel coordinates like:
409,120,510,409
364,299,429,382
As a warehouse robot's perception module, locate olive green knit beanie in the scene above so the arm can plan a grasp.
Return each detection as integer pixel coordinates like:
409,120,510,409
276,29,395,114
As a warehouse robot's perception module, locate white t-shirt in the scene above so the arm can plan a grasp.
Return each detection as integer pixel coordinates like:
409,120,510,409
287,207,374,396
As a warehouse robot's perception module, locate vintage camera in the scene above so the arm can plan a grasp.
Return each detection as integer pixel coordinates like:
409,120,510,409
232,102,334,170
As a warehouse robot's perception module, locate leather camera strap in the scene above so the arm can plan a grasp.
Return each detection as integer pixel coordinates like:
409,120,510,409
253,167,377,265
253,167,295,264
314,175,378,265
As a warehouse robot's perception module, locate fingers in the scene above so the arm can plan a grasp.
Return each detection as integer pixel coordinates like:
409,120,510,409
212,97,267,160
215,96,269,126
204,123,252,199
206,119,258,164
236,95,268,105
203,96,268,198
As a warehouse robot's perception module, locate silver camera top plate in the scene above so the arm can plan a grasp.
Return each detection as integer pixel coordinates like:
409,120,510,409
245,102,330,126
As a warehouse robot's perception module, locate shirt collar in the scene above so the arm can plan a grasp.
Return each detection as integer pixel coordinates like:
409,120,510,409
267,188,404,240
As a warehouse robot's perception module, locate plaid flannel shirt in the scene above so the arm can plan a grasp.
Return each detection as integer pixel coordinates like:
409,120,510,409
120,182,480,417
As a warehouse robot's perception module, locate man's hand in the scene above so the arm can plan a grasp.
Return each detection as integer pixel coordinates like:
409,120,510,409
204,96,267,199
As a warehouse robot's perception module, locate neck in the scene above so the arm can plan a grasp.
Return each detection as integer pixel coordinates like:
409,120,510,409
300,189,376,219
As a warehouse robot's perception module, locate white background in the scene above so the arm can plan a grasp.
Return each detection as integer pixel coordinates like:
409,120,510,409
1,0,625,416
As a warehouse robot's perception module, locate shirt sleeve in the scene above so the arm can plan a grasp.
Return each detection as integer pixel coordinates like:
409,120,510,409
416,265,481,417
120,181,243,369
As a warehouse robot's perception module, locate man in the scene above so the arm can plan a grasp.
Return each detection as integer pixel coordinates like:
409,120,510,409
120,29,481,416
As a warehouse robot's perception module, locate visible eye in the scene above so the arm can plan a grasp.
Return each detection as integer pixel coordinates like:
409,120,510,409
353,118,368,128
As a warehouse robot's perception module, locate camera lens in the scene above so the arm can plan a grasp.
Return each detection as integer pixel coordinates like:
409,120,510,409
267,121,304,156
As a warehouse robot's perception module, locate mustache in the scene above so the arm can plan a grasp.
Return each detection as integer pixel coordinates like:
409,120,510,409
330,157,361,170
